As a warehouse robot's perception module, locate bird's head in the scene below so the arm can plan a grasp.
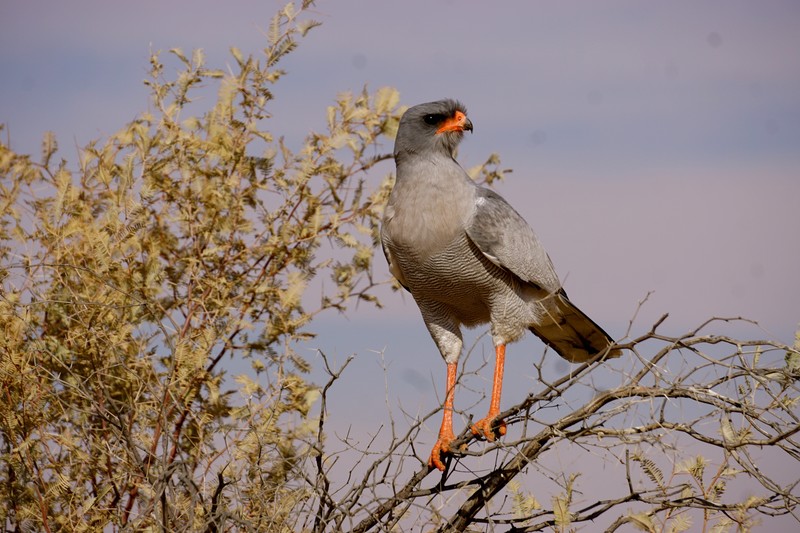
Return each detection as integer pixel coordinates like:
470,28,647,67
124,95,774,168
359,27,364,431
394,99,473,161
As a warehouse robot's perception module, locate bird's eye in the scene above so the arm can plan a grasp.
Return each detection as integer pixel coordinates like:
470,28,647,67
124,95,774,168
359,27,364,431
423,114,442,125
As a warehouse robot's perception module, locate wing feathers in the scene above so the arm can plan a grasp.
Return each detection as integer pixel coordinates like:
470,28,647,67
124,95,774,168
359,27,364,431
466,188,561,293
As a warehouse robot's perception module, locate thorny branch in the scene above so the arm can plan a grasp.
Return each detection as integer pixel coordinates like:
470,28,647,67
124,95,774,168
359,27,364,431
302,316,799,532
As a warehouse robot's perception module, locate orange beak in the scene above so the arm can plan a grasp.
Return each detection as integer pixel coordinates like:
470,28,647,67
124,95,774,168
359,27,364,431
436,110,474,134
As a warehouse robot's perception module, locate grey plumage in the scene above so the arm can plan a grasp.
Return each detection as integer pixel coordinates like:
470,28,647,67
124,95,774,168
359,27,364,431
381,99,619,470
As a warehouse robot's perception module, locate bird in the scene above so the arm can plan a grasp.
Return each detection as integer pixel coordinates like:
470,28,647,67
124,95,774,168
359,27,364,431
380,99,621,471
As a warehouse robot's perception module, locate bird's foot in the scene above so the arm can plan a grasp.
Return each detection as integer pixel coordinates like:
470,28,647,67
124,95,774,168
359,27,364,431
471,415,506,441
428,429,459,471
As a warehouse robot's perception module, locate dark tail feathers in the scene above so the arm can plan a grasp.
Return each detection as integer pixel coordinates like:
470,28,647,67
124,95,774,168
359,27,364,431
529,291,621,363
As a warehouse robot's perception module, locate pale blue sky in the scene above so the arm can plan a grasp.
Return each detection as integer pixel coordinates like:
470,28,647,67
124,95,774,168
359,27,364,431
3,0,797,336
2,2,799,514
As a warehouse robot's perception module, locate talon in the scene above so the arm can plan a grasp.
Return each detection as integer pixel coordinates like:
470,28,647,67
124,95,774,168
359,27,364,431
471,416,506,441
428,435,454,471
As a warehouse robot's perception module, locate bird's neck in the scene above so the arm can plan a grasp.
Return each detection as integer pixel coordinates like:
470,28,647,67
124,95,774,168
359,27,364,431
395,151,468,188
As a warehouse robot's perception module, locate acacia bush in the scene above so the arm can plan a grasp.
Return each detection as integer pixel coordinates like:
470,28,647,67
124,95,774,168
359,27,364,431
0,2,405,530
1,2,798,532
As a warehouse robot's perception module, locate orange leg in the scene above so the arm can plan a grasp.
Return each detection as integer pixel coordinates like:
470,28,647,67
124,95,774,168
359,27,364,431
429,362,458,471
471,344,508,440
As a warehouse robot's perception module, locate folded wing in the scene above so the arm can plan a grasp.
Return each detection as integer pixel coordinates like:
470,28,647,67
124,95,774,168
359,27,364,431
465,188,619,362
